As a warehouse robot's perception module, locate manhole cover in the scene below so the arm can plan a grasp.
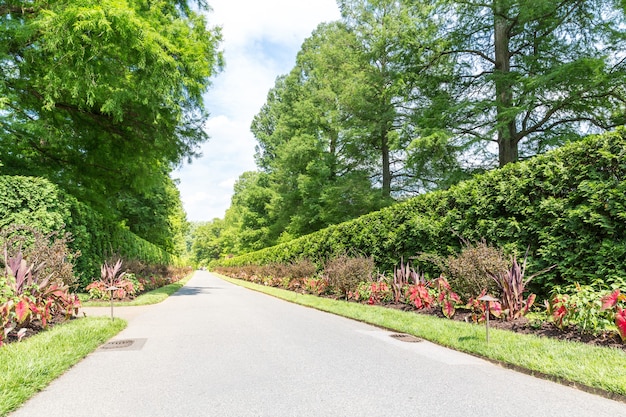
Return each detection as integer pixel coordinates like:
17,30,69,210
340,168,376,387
101,339,134,349
390,333,422,343
99,338,147,351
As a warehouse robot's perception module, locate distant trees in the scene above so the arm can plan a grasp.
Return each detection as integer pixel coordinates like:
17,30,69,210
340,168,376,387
1,0,223,252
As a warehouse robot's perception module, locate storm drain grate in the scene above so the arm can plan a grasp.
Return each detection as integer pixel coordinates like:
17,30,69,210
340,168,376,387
390,333,423,343
99,338,147,351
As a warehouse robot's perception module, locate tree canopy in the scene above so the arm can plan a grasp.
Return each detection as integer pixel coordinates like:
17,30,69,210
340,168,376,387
1,0,223,251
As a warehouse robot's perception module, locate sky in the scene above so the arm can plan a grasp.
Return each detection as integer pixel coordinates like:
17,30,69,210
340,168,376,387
173,0,342,222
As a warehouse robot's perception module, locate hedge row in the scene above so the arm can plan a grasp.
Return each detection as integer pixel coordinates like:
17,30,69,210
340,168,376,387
0,175,173,287
211,128,626,296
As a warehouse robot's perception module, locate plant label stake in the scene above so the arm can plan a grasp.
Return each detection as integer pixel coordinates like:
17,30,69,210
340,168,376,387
478,295,499,344
106,286,119,320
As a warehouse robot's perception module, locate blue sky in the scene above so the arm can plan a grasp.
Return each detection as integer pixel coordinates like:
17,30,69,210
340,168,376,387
173,0,341,222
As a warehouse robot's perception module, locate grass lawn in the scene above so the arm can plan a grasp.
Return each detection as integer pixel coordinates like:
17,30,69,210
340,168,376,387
0,317,126,416
80,272,194,307
218,274,626,401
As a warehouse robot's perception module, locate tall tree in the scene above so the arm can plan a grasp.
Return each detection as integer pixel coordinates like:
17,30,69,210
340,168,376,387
251,23,391,240
417,0,626,166
0,0,223,213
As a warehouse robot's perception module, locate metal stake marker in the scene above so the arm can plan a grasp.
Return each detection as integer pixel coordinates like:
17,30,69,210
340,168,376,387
106,286,119,320
478,294,499,344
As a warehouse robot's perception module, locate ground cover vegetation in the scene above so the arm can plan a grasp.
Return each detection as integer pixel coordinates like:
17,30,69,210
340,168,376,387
217,273,626,399
196,0,626,260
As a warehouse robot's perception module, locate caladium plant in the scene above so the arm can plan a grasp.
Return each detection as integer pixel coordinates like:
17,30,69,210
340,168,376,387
466,289,503,323
433,276,462,319
406,283,433,309
600,289,626,341
616,307,626,342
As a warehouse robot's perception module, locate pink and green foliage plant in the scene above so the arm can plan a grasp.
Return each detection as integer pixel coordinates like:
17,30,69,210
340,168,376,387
546,294,570,330
466,289,503,323
600,288,626,341
488,250,548,321
405,282,433,310
432,275,462,318
392,258,424,303
303,277,329,296
350,278,393,305
86,260,143,301
546,282,624,338
1,250,80,347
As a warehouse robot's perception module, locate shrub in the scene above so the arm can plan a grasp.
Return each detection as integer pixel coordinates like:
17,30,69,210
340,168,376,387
424,239,509,301
323,255,375,298
0,225,78,288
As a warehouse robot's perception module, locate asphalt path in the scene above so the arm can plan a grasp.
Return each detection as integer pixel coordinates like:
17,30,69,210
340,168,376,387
10,271,626,417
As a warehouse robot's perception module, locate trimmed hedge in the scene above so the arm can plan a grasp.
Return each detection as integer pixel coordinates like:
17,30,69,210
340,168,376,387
211,128,626,297
0,176,173,287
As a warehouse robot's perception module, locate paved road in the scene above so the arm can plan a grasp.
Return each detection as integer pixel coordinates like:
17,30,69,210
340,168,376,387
11,271,626,417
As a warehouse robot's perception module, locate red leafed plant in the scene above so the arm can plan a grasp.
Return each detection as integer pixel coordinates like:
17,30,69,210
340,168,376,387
86,260,143,301
406,283,433,309
392,258,424,303
488,250,551,321
432,275,462,318
600,289,626,341
466,289,503,323
616,308,626,341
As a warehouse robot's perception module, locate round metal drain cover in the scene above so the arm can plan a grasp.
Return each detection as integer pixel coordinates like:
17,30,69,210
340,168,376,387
101,339,134,349
390,333,422,343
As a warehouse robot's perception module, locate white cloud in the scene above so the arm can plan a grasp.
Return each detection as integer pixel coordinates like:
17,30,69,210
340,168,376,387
173,0,341,222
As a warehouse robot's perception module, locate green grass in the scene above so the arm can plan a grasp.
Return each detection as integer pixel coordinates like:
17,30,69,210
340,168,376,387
80,273,194,307
219,275,626,400
0,317,126,416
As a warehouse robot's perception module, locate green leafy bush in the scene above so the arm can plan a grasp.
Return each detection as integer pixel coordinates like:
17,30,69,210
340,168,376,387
0,176,175,288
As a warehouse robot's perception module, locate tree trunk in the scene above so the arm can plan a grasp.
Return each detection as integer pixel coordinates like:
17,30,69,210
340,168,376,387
494,0,518,166
381,132,391,198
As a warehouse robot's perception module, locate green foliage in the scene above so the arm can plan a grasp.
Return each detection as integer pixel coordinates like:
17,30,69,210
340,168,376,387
212,129,626,299
0,176,175,287
0,0,223,215
547,281,625,335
